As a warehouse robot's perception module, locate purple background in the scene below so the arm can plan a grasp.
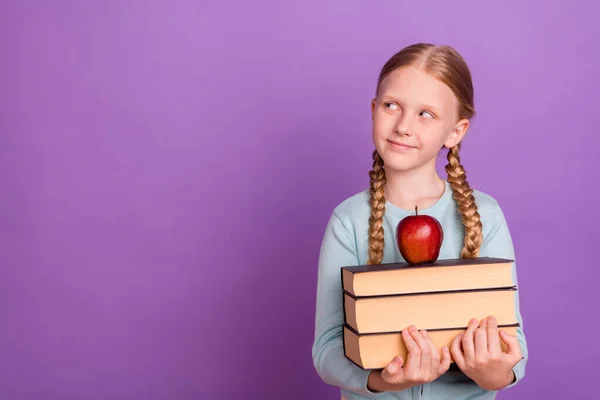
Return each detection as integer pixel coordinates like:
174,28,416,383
1,1,598,399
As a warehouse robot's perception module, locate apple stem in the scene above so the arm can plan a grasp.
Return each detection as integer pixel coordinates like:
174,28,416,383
415,205,418,215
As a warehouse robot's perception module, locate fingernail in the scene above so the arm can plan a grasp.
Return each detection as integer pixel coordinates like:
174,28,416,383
410,325,417,332
421,330,428,337
387,362,397,374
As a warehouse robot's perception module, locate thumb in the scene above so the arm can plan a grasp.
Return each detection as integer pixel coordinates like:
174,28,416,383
500,330,522,358
380,356,404,383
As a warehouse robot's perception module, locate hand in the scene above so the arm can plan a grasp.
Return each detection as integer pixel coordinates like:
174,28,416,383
451,316,522,391
380,325,451,387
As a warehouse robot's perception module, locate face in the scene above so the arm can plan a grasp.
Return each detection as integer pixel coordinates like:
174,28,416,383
371,66,469,174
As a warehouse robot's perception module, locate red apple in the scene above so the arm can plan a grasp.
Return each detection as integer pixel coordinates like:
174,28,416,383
396,206,444,264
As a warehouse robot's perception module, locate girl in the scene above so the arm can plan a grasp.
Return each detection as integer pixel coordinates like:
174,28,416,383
311,43,528,399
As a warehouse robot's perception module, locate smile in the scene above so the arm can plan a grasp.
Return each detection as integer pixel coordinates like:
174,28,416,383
387,139,417,150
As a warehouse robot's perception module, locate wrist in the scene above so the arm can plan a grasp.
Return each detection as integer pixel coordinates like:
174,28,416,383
367,370,383,393
505,370,516,386
498,370,515,389
478,370,515,391
367,369,413,393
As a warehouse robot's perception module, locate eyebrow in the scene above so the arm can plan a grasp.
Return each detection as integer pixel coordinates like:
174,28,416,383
380,95,443,115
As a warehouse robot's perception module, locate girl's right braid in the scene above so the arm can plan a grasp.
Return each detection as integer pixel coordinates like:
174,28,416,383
367,150,386,265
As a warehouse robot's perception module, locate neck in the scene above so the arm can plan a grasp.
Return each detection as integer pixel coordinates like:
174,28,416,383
383,163,446,211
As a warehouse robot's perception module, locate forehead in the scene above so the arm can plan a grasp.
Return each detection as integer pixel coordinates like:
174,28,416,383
379,66,458,110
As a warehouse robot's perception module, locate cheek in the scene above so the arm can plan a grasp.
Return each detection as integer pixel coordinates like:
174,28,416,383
372,118,389,138
417,124,448,145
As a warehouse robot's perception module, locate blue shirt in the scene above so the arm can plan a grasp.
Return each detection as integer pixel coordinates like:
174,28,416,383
311,180,528,399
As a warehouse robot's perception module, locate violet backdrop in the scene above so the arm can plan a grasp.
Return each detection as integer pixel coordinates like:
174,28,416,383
1,1,598,399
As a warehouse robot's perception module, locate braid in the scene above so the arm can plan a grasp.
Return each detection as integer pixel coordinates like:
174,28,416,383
445,143,482,258
367,150,386,265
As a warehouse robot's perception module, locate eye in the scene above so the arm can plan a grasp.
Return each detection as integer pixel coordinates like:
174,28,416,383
384,102,399,110
420,110,435,119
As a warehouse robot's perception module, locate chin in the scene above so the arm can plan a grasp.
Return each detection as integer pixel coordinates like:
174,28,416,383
381,159,420,173
377,149,418,170
377,150,436,174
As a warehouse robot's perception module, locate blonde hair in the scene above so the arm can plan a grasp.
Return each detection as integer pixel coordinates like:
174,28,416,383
367,43,483,264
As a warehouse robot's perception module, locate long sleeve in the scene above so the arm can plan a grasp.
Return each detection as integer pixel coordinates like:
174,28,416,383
311,212,386,396
478,202,529,388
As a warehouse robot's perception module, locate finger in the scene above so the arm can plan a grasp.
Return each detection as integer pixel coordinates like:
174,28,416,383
381,355,404,383
402,327,421,373
438,346,451,375
486,316,501,356
474,318,488,359
500,330,522,361
461,318,478,361
450,332,466,369
411,328,431,375
421,330,440,376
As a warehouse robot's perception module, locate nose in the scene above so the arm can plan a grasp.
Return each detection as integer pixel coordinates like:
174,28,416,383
394,113,411,135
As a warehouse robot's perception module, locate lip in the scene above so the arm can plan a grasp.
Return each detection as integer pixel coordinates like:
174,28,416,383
387,139,417,149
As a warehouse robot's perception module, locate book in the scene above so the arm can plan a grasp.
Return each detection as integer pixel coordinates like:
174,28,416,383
340,257,521,369
343,286,518,334
343,323,520,369
341,257,514,297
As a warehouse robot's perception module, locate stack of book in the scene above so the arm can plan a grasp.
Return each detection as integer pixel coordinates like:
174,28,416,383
341,257,520,369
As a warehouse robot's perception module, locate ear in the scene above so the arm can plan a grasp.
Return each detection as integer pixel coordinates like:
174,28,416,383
371,98,376,121
444,118,469,148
